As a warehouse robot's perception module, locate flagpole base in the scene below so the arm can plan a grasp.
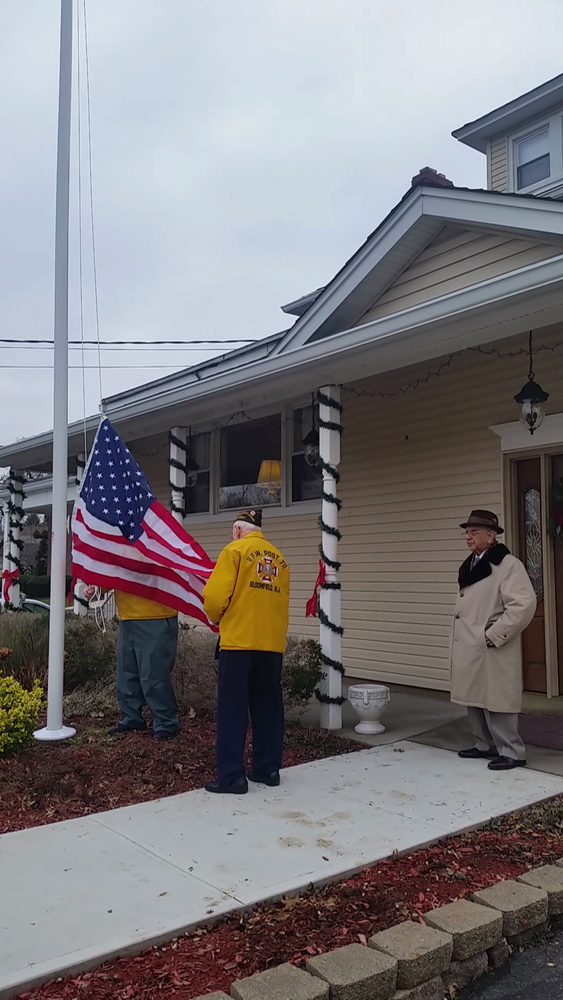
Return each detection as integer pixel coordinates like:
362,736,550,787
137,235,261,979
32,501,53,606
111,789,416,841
33,725,76,742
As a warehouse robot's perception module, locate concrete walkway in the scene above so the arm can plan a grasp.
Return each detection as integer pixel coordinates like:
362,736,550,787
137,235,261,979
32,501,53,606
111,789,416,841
2,741,563,999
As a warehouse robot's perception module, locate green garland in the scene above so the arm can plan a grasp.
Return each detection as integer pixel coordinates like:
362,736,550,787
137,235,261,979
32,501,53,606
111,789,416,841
3,471,25,609
548,477,563,545
315,390,346,706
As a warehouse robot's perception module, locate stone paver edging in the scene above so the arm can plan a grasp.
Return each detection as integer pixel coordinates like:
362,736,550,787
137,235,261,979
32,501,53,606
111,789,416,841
193,858,563,1000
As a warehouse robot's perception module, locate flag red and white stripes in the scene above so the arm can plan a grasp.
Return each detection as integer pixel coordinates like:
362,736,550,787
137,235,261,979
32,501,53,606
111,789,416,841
71,418,217,627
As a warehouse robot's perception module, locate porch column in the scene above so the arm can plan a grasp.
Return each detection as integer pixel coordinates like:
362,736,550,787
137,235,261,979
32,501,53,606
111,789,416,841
2,501,10,607
317,386,344,730
75,452,86,486
6,469,25,608
169,427,187,522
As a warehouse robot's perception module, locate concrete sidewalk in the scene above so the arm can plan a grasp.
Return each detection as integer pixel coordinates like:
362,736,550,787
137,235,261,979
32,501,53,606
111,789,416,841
2,741,563,999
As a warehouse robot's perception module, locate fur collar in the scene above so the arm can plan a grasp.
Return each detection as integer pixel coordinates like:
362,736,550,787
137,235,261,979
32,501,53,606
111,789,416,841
458,543,510,589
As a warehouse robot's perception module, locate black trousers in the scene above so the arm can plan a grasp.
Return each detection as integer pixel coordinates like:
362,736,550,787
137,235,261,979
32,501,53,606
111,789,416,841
216,649,284,785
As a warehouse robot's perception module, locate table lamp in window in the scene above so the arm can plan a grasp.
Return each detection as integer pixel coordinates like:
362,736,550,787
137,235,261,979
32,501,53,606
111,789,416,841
257,460,282,483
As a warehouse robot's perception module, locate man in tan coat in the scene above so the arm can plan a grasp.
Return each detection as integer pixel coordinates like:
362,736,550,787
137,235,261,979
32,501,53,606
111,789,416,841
451,509,536,771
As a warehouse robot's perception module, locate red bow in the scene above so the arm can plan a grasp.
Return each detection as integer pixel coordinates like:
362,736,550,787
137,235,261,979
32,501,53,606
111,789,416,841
2,568,19,603
305,560,326,618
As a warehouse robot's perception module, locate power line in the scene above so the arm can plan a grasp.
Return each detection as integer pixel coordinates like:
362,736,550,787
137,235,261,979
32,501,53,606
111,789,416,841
0,337,260,345
0,345,236,353
0,364,204,370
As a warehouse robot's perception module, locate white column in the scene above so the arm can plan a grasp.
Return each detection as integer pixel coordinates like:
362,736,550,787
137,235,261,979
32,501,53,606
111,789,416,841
7,470,25,608
2,500,11,610
318,385,343,730
73,579,88,617
75,452,86,487
170,427,187,522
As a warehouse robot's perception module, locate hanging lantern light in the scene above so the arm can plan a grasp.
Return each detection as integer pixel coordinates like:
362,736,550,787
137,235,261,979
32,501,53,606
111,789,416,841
186,427,199,487
514,332,549,435
302,394,320,467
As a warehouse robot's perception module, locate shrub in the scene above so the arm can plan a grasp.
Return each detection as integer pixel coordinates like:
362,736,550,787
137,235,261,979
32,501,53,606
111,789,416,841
0,614,117,691
282,636,324,708
63,617,117,690
0,614,50,689
173,628,323,716
0,675,44,755
18,575,73,598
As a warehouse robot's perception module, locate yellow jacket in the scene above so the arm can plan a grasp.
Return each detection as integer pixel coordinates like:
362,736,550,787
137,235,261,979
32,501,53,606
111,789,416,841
114,591,177,621
202,531,290,652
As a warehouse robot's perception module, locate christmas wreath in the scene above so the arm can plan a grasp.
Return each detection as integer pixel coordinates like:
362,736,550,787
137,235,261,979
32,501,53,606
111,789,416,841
548,477,563,544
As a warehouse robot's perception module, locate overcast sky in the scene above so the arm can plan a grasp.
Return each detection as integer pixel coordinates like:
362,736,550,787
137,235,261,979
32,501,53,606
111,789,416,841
2,0,563,442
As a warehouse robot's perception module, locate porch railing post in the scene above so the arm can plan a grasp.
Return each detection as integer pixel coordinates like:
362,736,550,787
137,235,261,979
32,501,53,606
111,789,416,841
6,469,25,608
317,386,344,730
169,427,187,522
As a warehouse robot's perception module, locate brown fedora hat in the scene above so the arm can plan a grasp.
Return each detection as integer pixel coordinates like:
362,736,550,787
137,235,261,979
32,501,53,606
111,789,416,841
460,509,504,535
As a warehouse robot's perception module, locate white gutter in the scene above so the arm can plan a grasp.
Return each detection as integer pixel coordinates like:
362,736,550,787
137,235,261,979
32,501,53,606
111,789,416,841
100,251,563,422
2,250,563,465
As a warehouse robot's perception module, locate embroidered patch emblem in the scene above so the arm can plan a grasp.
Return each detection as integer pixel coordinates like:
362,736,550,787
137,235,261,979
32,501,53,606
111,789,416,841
257,558,278,583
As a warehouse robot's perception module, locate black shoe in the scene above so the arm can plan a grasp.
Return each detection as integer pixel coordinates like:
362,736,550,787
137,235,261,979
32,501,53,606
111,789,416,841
107,723,147,736
153,730,178,741
205,777,248,794
458,747,498,760
247,771,280,787
488,756,527,771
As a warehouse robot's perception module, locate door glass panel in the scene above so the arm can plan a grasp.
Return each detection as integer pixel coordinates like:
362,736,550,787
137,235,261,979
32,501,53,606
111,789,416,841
524,487,543,601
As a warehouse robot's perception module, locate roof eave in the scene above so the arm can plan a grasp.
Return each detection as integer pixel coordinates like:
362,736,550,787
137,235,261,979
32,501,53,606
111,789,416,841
453,74,563,152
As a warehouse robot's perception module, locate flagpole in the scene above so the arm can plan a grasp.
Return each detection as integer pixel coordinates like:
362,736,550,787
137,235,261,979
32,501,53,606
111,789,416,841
35,0,76,741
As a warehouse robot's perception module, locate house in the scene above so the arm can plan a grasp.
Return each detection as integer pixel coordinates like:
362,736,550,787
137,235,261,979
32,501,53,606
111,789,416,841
3,74,563,724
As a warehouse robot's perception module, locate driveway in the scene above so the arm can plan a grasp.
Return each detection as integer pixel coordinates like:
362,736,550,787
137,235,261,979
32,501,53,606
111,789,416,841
459,929,563,999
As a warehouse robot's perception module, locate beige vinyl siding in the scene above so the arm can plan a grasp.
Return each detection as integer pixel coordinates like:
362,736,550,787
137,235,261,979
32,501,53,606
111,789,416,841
489,136,508,192
356,227,560,325
124,431,320,638
336,324,563,689
190,515,321,640
120,326,563,693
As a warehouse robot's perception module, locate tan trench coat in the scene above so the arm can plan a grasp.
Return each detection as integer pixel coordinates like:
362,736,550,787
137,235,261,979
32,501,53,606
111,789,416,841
450,548,537,714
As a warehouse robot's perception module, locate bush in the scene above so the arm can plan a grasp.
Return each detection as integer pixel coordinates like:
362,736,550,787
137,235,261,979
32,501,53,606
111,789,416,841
282,636,324,707
0,614,116,692
0,675,44,755
0,615,50,689
18,575,73,598
173,628,324,716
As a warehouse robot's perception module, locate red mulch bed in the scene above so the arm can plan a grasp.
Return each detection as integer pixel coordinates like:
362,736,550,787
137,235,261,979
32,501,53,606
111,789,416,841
0,716,363,834
15,812,563,1000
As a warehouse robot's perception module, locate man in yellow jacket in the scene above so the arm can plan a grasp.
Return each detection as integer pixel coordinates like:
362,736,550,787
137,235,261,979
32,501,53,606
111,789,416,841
203,509,290,794
83,587,179,740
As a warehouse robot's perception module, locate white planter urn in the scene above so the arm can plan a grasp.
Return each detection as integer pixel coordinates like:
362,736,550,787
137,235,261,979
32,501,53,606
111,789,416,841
347,683,391,734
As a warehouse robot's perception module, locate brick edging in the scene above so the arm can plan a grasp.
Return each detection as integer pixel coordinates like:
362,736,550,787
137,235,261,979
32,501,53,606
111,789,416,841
193,859,563,1000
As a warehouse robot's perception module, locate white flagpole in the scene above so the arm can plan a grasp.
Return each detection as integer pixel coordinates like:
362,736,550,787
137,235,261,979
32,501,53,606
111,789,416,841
35,0,76,741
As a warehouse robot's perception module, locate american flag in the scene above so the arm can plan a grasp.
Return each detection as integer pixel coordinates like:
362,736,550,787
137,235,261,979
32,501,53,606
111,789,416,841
71,418,216,627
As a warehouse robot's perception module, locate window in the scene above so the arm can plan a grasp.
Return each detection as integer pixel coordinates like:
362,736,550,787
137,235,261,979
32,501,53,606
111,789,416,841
219,415,281,510
524,487,543,602
516,128,550,190
292,404,323,502
184,431,211,514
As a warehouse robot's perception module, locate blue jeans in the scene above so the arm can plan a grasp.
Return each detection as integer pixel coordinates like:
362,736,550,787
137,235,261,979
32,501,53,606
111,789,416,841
216,650,284,785
116,617,179,734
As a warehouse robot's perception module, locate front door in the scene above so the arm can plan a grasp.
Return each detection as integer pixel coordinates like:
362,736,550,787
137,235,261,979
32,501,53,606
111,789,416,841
516,457,547,693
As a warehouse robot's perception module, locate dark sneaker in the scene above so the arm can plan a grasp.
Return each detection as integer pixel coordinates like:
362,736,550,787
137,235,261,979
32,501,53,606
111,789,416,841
205,777,248,794
488,756,527,771
153,730,178,741
458,747,498,760
247,771,280,787
107,723,147,736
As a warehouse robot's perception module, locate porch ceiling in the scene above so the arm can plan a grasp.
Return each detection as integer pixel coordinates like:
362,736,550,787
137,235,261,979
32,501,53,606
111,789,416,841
2,253,563,472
